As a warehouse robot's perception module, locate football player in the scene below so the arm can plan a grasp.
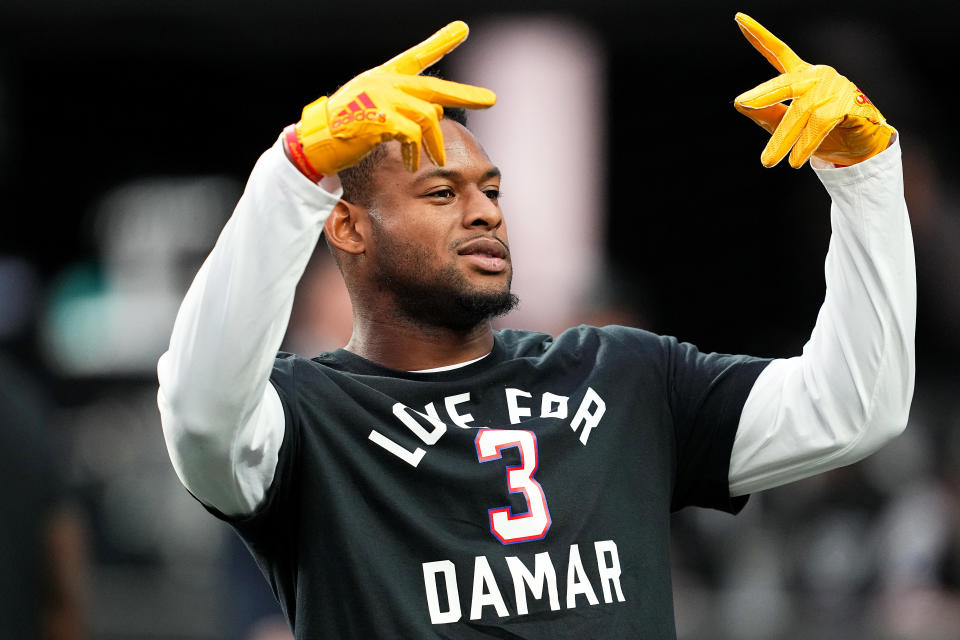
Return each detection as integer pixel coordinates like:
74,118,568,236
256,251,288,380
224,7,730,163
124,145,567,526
158,14,914,638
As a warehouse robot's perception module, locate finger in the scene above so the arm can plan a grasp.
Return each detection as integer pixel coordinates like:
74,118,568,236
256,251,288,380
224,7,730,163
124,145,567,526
789,110,842,168
394,99,446,167
734,101,787,135
380,21,470,76
401,140,420,172
735,71,818,108
390,115,425,172
392,74,496,109
370,110,424,172
735,12,807,74
761,101,811,167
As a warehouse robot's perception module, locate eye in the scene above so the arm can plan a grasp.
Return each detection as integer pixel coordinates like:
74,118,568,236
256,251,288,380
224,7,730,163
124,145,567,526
484,188,501,202
426,187,456,199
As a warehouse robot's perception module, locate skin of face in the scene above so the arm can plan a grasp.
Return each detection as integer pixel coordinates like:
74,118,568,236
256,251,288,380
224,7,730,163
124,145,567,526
356,119,516,331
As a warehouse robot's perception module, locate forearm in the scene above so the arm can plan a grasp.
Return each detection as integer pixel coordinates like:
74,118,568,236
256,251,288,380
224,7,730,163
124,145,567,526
729,138,915,495
157,136,341,514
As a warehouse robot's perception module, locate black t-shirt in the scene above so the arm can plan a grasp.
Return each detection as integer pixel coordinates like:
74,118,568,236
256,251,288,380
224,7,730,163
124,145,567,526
214,325,770,639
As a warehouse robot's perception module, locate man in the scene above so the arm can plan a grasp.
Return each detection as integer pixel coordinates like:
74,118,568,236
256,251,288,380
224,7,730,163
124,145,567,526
158,14,915,638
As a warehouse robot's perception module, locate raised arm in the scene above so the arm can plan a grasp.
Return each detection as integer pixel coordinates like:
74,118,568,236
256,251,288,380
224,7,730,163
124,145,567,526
157,142,339,516
157,21,496,516
726,13,915,495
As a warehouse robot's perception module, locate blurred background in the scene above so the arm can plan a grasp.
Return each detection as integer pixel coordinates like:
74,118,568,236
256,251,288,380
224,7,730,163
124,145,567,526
2,1,959,638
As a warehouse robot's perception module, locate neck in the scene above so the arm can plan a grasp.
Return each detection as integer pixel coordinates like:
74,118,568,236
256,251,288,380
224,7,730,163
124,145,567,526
345,308,495,371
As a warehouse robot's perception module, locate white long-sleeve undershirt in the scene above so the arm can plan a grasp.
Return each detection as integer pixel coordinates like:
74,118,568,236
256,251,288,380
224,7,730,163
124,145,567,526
158,137,342,515
157,135,915,516
728,142,914,495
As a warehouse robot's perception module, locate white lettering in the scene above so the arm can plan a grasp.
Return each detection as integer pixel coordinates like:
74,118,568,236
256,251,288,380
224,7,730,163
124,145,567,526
422,402,443,425
423,560,461,624
369,402,448,466
394,402,447,445
541,392,569,420
570,387,606,445
470,556,509,620
368,430,425,467
566,544,599,608
506,553,560,614
444,393,475,429
423,539,621,624
372,387,608,465
594,540,625,603
505,388,533,424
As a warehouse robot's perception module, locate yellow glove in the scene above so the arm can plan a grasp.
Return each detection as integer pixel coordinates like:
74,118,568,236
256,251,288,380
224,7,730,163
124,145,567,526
733,12,894,168
283,21,496,180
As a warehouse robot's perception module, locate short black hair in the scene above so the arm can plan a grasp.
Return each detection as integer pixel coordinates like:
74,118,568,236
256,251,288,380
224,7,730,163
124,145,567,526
340,107,469,207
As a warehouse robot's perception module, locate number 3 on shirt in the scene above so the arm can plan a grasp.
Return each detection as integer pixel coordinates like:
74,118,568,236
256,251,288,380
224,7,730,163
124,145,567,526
475,429,552,544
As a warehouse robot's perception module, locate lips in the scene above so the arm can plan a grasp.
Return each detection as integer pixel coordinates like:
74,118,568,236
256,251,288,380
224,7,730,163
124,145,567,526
457,237,509,273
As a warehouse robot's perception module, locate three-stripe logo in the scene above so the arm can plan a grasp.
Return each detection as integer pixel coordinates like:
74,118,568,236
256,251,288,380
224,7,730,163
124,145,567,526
331,92,387,130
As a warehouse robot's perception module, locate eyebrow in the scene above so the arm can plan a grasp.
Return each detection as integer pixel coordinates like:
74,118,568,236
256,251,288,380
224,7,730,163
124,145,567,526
411,166,501,185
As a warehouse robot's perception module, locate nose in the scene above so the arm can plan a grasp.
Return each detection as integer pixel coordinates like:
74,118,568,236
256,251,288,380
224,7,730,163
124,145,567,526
462,188,503,229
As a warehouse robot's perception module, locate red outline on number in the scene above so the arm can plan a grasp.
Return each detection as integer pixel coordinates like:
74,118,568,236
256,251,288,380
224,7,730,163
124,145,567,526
475,429,552,545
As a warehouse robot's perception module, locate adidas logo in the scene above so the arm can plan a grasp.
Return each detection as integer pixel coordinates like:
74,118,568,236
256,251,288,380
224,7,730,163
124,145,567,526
331,92,387,130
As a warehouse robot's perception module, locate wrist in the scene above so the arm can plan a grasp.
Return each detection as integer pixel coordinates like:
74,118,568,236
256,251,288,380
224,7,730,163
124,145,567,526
282,124,325,183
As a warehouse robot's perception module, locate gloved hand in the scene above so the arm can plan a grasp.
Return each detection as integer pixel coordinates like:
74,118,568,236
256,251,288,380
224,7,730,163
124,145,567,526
283,20,496,180
733,12,895,168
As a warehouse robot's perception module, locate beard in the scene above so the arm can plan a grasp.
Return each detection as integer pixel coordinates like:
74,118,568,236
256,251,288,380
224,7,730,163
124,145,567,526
370,228,519,331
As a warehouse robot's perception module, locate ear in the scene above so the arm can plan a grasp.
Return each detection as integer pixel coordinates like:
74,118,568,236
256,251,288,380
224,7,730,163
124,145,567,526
324,200,367,255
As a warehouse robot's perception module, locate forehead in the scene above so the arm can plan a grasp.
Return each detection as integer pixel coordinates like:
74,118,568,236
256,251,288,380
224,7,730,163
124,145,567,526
375,119,495,185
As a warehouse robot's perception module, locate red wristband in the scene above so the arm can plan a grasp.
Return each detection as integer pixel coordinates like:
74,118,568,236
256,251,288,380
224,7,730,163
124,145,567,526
283,124,325,183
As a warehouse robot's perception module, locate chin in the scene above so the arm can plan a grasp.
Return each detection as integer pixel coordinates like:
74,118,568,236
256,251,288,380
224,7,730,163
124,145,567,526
466,279,512,300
